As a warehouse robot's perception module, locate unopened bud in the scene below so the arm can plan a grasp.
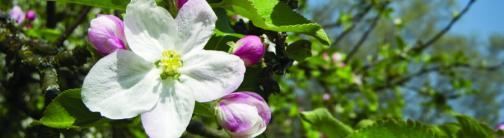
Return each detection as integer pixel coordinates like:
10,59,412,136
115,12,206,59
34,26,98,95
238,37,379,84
9,6,25,24
216,92,271,138
232,35,265,67
87,15,127,55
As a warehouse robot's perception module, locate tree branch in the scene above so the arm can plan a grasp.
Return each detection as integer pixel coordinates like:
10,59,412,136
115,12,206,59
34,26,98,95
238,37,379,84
345,4,386,62
55,6,91,47
410,0,476,53
0,16,91,107
361,0,476,71
46,1,57,28
329,4,373,49
323,4,372,29
375,62,504,91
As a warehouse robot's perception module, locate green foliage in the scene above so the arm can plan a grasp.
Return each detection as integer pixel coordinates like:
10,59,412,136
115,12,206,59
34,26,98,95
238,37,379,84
455,115,496,138
25,28,61,42
300,109,501,138
346,119,442,138
205,8,242,51
286,40,312,61
217,0,331,45
39,89,102,128
193,102,215,119
300,108,354,138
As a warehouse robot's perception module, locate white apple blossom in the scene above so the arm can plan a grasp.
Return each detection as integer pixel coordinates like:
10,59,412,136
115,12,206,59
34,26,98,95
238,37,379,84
81,0,245,137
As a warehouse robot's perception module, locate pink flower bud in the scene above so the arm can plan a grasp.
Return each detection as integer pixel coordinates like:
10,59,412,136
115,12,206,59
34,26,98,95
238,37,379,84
233,35,265,67
87,15,126,55
216,92,271,137
323,93,331,101
9,6,25,24
177,0,188,9
497,123,504,130
25,10,36,21
323,52,346,67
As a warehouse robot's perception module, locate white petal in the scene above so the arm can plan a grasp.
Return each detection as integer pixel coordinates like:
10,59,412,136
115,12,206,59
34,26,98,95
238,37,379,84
82,50,161,119
141,84,195,138
175,0,217,56
125,0,178,62
178,50,245,102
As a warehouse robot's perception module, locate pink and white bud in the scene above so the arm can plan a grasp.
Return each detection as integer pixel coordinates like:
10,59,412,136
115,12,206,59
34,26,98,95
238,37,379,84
25,10,36,21
497,123,504,130
323,93,331,101
87,15,126,55
216,92,271,138
9,5,25,24
233,35,265,67
177,0,188,9
323,52,346,67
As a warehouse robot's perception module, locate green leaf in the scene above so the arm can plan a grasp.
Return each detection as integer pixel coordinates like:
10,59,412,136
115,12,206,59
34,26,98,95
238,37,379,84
346,119,443,138
437,122,461,137
204,8,243,51
218,0,331,45
455,115,495,138
300,108,354,138
53,0,129,10
39,89,102,128
193,102,215,118
395,36,407,50
26,28,62,42
286,40,312,61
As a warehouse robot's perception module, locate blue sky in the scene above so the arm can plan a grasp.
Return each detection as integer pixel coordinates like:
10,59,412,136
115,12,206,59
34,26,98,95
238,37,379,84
451,0,504,37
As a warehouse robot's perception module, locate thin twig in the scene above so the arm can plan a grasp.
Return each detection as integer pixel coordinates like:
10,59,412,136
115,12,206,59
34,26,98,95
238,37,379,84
361,0,476,71
410,0,476,53
345,6,385,62
375,62,504,91
329,4,373,49
322,4,372,29
55,7,91,47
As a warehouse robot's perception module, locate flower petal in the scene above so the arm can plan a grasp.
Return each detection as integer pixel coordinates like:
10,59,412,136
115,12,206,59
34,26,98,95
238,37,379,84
141,84,195,138
175,0,217,56
217,103,266,137
82,50,161,119
220,92,271,124
125,0,178,62
178,50,245,102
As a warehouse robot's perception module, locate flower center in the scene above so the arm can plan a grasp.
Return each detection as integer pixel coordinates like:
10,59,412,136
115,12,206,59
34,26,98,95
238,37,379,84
156,50,182,80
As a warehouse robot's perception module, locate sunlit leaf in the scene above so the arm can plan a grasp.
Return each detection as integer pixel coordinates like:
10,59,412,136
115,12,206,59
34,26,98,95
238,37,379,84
218,0,331,45
39,89,102,128
300,108,354,138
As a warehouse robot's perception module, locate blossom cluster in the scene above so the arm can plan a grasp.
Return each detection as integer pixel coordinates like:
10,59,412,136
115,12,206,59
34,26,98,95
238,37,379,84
8,5,36,25
84,0,270,137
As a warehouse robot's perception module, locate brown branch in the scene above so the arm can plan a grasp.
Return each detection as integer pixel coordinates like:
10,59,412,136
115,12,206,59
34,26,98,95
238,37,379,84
375,62,504,91
322,4,372,29
361,0,476,71
345,4,386,63
329,4,373,49
46,1,57,28
0,16,94,108
410,0,476,53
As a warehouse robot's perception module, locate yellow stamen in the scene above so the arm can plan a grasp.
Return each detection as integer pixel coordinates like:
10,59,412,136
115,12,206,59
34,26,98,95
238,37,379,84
157,50,182,79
